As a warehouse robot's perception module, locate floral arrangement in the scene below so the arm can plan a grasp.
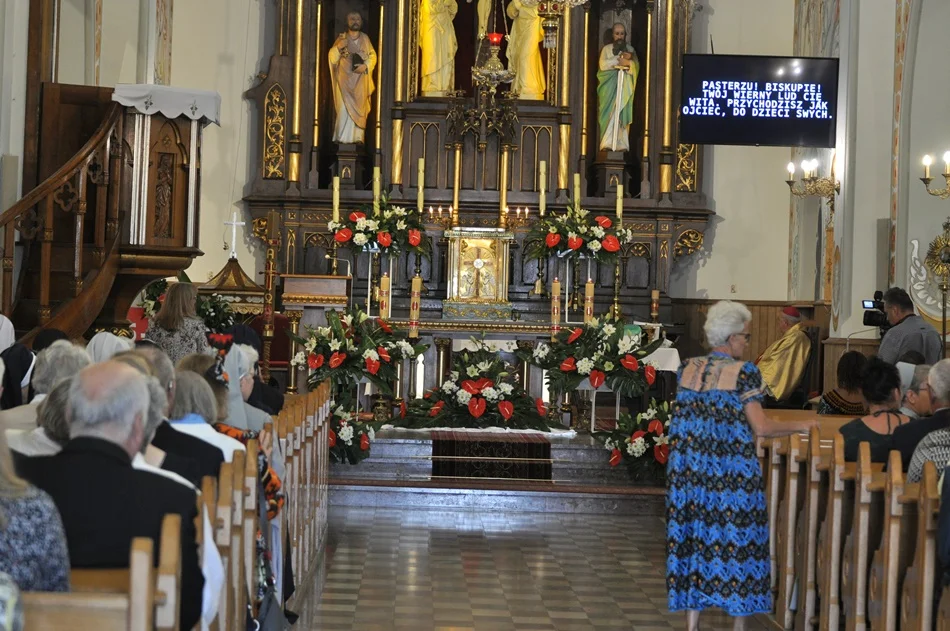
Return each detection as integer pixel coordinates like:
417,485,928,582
139,278,168,319
594,399,671,483
329,196,431,258
289,305,427,395
198,293,235,333
327,406,381,465
399,338,552,431
518,315,663,400
524,204,634,264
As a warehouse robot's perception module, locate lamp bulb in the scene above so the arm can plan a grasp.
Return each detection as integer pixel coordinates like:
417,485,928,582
943,151,950,165
787,162,795,175
923,155,933,167
800,160,809,172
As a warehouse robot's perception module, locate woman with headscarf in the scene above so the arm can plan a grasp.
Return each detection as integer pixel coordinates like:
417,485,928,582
0,345,34,411
0,316,14,356
85,332,133,364
226,324,284,415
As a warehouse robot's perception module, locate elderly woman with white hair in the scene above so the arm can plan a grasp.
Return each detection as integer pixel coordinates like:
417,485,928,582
666,301,815,631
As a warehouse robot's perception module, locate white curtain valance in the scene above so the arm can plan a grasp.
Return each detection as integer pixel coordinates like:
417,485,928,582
112,84,221,125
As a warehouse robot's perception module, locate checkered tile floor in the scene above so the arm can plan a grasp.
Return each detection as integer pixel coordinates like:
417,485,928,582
308,507,772,630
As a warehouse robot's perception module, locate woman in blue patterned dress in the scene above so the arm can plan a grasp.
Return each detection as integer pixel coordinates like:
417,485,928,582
666,301,815,630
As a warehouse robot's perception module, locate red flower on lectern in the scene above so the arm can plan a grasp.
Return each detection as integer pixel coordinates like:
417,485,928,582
329,351,347,368
620,355,639,371
535,398,546,417
365,357,381,375
498,401,513,420
594,216,613,229
645,365,656,386
334,228,353,243
360,433,370,451
408,229,422,247
377,346,391,363
609,448,622,467
377,231,393,247
429,400,445,417
307,353,324,370
647,419,664,435
654,444,669,465
567,328,583,344
468,397,486,418
377,318,393,333
328,429,337,448
545,233,561,248
567,236,583,250
400,401,407,418
588,369,605,389
559,357,576,372
602,235,620,252
349,211,366,222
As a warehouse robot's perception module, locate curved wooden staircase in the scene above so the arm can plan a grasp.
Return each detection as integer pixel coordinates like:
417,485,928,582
3,85,203,343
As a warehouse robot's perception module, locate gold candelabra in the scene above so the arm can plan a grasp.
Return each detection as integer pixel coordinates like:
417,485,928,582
925,217,950,359
425,205,454,229
503,206,531,230
785,159,840,218
920,152,950,199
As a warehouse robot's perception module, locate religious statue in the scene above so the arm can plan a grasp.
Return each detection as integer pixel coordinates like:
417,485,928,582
328,11,377,144
505,0,545,101
419,0,458,97
474,0,490,37
597,22,639,152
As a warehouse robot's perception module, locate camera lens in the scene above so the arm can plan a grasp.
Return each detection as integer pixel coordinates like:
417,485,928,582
863,310,887,328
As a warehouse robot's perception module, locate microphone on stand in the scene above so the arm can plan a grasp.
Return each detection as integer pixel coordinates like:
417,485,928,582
325,255,353,308
845,328,879,352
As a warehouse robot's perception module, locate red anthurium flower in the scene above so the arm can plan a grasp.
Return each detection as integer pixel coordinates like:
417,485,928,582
545,233,561,248
468,397,486,418
609,448,622,467
560,357,576,372
429,400,444,417
408,229,422,247
329,351,346,368
567,327,583,344
334,228,353,243
377,346,391,363
647,419,664,435
474,377,494,391
365,357,381,375
158,293,166,303
377,231,393,247
620,354,639,371
349,211,366,222
360,433,370,451
461,380,481,395
645,365,656,386
588,369,605,389
535,398,546,417
498,401,514,420
328,429,337,448
400,401,407,418
632,430,646,442
594,216,613,229
654,444,669,465
567,236,583,250
307,353,324,370
377,318,393,333
602,235,620,252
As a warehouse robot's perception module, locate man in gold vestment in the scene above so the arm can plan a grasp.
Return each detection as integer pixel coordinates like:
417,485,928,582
755,306,812,403
328,12,377,144
419,0,458,97
506,0,545,101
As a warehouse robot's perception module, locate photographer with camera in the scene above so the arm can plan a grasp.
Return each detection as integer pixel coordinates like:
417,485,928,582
876,288,942,366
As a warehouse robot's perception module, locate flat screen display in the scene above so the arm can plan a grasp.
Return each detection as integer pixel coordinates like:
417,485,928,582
679,54,839,147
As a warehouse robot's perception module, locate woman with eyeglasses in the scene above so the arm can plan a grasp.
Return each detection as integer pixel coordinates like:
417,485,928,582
666,300,815,631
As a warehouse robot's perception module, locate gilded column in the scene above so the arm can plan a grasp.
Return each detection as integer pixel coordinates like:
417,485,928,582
641,1,654,197
556,12,572,194
658,0,675,203
452,144,462,226
310,0,323,182
286,310,302,394
288,0,305,184
391,0,406,185
375,4,385,150
434,338,452,387
261,211,282,381
499,145,511,229
580,6,590,157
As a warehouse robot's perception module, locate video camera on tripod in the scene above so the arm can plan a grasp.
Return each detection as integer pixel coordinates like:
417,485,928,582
862,290,892,337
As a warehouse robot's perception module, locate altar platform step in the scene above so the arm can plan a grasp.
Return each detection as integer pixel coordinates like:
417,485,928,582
329,429,664,515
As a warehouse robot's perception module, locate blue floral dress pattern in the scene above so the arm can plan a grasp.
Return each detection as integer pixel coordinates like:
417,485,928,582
666,352,771,616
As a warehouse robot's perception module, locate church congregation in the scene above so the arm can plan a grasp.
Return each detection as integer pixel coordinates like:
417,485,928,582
3,0,950,629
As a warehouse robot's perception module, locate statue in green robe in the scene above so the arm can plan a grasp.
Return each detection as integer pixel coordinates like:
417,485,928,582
597,23,639,152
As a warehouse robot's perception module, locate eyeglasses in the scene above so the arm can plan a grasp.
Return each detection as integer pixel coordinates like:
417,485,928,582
732,333,752,342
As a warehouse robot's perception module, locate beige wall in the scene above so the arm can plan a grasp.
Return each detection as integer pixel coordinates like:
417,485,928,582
669,0,795,301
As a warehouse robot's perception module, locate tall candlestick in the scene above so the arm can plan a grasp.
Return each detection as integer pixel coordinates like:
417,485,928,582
650,289,660,323
615,183,624,224
373,166,381,214
379,272,391,319
332,176,340,222
551,277,561,341
539,160,547,217
584,278,595,323
417,158,425,213
409,274,422,339
573,172,581,204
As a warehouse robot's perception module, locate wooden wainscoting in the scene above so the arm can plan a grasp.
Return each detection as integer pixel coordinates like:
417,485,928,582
671,299,831,395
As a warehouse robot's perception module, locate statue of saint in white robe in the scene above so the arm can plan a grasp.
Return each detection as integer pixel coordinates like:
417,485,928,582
505,0,545,101
420,0,458,97
328,30,377,144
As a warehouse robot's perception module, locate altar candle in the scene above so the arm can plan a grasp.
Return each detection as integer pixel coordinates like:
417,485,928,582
409,274,422,339
332,176,340,222
573,172,581,204
584,278,595,323
551,276,561,341
379,273,391,319
539,161,547,217
417,158,425,213
373,166,381,214
615,183,624,224
650,289,660,322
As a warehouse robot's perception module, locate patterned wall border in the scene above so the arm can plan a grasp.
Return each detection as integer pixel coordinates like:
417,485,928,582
889,0,913,286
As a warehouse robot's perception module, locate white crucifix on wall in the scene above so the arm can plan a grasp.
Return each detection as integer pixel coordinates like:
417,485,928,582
224,210,246,259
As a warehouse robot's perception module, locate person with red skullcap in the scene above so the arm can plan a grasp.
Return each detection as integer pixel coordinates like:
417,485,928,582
754,306,811,403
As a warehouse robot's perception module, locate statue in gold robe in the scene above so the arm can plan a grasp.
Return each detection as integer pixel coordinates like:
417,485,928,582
419,0,458,97
505,0,545,101
328,12,377,144
597,23,639,152
755,307,812,402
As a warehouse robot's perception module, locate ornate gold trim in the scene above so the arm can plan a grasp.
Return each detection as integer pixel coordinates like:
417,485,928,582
389,320,550,334
282,293,349,305
675,143,698,192
673,229,703,257
263,84,287,179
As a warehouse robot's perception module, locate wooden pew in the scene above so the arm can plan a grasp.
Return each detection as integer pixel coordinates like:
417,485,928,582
242,440,259,618
214,463,234,631
900,460,939,630
792,426,828,631
817,434,854,631
775,433,807,628
198,476,220,631
23,538,154,631
229,449,247,631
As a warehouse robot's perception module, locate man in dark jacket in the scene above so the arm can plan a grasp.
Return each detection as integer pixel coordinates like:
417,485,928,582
17,361,203,630
893,360,950,469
